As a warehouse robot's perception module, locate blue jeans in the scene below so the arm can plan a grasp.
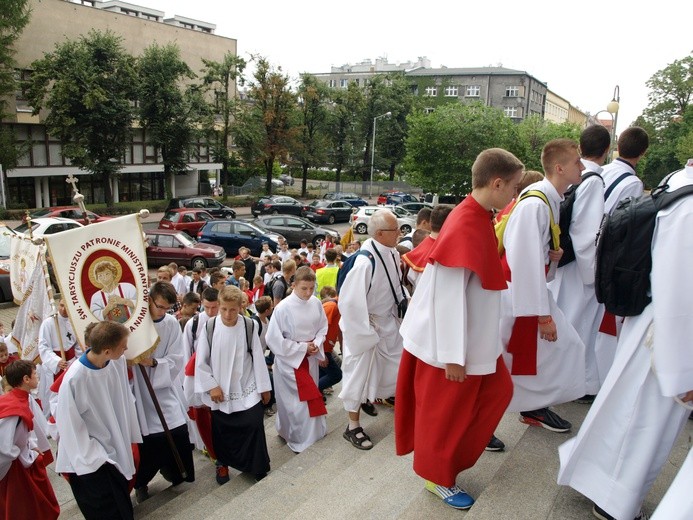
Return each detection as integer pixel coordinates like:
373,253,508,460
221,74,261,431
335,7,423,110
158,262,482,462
318,351,342,391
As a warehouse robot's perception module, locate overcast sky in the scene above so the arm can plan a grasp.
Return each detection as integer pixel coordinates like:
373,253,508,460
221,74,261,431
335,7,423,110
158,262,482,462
138,0,691,131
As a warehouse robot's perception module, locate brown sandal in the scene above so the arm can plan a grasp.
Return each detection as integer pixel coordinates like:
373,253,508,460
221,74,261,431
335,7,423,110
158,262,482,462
343,426,373,450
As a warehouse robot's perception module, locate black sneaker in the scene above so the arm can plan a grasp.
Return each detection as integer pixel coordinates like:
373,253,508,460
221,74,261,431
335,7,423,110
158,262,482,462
361,400,378,417
575,394,596,404
135,486,150,503
520,408,571,432
484,435,505,452
592,504,649,520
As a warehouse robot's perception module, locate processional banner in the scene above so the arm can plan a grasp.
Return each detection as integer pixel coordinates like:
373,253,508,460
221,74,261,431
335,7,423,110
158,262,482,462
44,213,158,361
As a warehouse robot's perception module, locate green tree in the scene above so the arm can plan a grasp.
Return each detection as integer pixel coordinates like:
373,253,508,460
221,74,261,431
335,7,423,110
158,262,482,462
326,82,363,188
293,74,329,196
27,30,137,206
238,57,296,194
515,115,582,171
138,43,199,199
360,75,393,183
201,52,246,195
378,75,414,181
0,0,30,116
403,103,518,195
644,54,693,129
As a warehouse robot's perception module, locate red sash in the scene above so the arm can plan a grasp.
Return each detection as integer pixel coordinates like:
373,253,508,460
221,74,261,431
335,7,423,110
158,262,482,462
294,356,327,417
184,352,196,376
598,311,618,336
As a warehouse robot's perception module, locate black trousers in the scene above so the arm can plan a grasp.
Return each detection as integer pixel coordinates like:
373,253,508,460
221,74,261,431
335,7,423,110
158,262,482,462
135,424,195,489
68,463,133,520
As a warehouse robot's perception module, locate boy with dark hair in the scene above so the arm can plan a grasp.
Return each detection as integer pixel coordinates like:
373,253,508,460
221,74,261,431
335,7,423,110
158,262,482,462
499,139,586,432
318,286,342,394
548,125,610,403
210,271,227,291
227,260,246,287
396,148,520,509
316,249,339,297
0,360,59,519
267,266,328,453
131,282,194,503
56,321,142,520
603,126,649,215
179,291,201,329
195,286,272,484
189,267,207,295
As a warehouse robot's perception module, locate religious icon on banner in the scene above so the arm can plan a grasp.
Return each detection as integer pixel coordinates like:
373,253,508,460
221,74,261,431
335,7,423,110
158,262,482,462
9,235,41,305
86,255,137,323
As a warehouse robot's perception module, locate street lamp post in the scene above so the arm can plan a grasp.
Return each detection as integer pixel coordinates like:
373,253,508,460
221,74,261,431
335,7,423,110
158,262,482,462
606,85,620,159
369,111,391,199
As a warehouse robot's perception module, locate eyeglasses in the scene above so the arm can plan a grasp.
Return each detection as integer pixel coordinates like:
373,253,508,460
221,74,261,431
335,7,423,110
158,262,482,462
379,228,399,232
153,301,171,311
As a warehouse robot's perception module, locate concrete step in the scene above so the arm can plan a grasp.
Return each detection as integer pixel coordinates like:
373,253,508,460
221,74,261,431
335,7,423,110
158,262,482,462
464,402,693,520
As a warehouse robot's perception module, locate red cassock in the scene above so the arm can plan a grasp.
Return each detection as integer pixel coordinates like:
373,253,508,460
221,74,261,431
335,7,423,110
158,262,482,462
395,196,513,487
0,389,60,520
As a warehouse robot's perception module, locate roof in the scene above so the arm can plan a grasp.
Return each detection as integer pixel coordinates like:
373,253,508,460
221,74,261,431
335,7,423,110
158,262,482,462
406,66,547,86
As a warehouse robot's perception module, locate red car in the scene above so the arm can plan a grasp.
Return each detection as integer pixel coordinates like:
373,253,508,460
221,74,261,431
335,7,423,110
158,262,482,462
29,206,112,225
145,229,226,269
158,209,216,237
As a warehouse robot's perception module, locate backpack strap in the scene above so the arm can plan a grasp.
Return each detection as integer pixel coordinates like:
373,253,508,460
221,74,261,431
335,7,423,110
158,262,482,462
250,314,263,336
604,171,633,201
242,316,254,359
190,314,200,353
205,316,216,354
519,190,561,250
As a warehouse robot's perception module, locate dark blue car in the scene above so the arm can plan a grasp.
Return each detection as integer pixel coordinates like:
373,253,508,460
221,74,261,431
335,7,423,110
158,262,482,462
197,220,281,257
323,192,368,207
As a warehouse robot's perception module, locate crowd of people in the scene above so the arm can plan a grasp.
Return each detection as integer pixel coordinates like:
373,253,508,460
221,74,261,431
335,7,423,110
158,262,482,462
0,126,691,520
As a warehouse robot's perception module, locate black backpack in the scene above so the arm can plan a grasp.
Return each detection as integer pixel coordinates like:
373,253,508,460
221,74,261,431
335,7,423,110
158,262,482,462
265,276,287,301
595,170,693,316
336,249,376,294
558,171,602,268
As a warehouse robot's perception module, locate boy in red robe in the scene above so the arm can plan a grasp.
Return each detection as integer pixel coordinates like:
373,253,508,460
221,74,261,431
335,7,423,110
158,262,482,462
396,148,522,510
0,360,60,519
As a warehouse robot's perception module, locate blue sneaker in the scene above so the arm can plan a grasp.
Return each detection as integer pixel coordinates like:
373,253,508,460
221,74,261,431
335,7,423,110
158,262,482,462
425,480,475,510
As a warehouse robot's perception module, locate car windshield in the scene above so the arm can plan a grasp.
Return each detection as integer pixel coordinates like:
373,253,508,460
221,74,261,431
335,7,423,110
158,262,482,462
31,209,52,218
162,211,180,222
308,200,320,208
175,232,195,247
0,225,14,258
249,221,270,233
13,222,38,234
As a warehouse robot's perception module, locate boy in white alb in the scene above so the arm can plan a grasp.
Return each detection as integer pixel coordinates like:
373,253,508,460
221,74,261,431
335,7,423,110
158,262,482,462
266,266,328,453
55,321,142,520
195,286,272,485
499,139,586,432
558,162,693,520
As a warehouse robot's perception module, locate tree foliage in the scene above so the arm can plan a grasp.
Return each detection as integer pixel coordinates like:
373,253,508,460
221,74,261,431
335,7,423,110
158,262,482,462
404,103,519,195
138,43,199,198
27,30,137,206
378,75,414,181
644,54,693,129
294,74,329,196
0,0,30,117
238,56,296,194
201,52,246,192
325,82,363,186
515,115,582,171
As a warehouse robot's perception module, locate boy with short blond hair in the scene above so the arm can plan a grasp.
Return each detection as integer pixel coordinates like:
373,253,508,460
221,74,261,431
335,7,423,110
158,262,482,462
195,286,272,484
266,267,328,452
396,148,521,509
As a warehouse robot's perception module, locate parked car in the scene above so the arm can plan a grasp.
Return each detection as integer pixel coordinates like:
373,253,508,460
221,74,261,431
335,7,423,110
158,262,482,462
279,173,294,186
302,199,354,224
250,195,307,217
197,220,282,257
14,217,84,238
158,209,216,238
377,191,418,205
351,206,416,235
165,197,236,219
322,192,368,207
145,229,226,270
251,215,340,248
29,206,112,225
0,224,14,302
397,201,434,214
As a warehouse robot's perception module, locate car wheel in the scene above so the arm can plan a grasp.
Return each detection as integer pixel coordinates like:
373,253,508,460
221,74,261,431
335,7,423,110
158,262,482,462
272,209,279,215
400,224,412,234
355,223,367,235
327,214,335,224
191,257,208,270
312,235,325,247
227,211,236,219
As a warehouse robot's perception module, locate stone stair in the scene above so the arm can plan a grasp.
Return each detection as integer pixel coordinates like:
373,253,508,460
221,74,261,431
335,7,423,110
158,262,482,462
51,391,692,519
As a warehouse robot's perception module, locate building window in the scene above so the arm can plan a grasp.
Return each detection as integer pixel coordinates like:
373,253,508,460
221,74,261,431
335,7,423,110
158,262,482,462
466,85,480,97
444,85,459,97
505,86,520,97
340,78,348,89
328,79,336,88
424,86,437,97
14,69,33,112
354,78,360,86
504,106,521,118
